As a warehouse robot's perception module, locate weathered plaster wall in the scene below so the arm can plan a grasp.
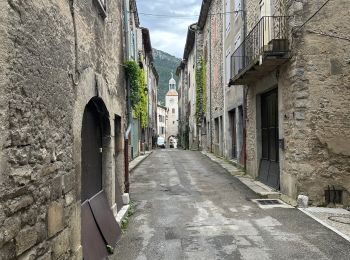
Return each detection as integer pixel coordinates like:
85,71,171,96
0,0,126,258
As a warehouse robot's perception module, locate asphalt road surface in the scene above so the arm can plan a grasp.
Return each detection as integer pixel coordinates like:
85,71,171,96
114,150,350,260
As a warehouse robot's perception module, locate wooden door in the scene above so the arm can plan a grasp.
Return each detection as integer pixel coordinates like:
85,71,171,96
259,89,279,189
230,110,237,159
81,101,103,202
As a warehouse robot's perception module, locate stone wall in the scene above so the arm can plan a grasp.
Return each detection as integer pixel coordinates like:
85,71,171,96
223,0,245,161
0,0,126,259
282,0,350,205
245,0,350,205
202,0,224,152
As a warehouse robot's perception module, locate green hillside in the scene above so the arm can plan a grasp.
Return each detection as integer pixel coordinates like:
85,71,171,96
153,48,181,105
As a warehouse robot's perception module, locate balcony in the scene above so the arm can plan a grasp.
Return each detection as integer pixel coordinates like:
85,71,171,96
230,16,290,85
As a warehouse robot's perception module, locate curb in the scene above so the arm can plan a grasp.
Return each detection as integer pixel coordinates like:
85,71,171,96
114,204,131,225
299,208,350,243
129,151,153,172
202,150,350,242
201,151,282,200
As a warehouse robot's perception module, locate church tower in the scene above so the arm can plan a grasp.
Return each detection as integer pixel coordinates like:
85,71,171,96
165,73,179,142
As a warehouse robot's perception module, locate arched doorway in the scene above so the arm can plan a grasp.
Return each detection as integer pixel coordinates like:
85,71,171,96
81,97,121,260
81,97,110,202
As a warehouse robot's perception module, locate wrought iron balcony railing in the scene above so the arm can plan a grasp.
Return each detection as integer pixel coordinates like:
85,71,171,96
230,16,290,85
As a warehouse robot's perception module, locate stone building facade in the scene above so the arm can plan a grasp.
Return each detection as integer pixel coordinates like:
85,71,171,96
0,0,127,259
139,28,159,151
231,0,350,205
127,0,141,159
177,61,189,149
177,22,205,151
223,0,245,164
157,105,167,139
199,0,224,155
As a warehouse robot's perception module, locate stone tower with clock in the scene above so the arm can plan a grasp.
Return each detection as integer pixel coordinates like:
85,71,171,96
165,73,179,143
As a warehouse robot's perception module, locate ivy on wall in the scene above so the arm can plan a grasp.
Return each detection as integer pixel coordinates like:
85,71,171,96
196,58,207,124
124,60,148,128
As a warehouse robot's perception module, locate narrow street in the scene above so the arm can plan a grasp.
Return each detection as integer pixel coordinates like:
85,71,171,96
114,150,350,260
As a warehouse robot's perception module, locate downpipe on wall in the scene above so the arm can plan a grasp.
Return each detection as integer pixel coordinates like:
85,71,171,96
209,16,213,153
69,0,80,87
123,0,132,193
242,0,247,170
124,124,131,193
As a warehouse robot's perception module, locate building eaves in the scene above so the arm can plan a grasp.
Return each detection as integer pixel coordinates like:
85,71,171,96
141,27,153,61
152,65,159,85
197,0,212,29
176,61,186,76
182,24,196,60
130,0,140,27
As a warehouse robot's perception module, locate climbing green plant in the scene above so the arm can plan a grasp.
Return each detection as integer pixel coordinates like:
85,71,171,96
124,60,148,128
196,58,207,124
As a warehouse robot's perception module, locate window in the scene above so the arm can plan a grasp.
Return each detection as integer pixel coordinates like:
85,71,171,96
215,118,219,143
234,32,242,75
235,0,242,19
172,108,175,114
225,48,231,84
225,0,231,34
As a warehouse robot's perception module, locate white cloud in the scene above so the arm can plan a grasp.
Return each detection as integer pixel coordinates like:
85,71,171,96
137,0,202,58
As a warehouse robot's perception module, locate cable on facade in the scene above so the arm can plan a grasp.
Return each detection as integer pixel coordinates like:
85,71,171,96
307,30,350,42
294,0,332,33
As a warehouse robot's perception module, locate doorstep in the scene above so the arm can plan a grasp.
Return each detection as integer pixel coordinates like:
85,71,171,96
201,151,282,200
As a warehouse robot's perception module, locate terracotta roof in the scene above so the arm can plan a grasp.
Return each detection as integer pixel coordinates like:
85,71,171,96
166,89,178,96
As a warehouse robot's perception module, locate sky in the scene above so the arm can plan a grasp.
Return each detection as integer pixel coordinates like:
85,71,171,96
137,0,202,58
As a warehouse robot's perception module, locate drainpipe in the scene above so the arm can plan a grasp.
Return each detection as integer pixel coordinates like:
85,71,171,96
222,0,225,157
123,0,132,193
242,0,247,170
124,124,131,193
69,0,80,86
209,16,213,153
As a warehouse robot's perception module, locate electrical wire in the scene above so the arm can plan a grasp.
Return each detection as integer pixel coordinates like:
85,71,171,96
307,30,350,42
135,10,243,19
138,12,198,18
295,0,332,33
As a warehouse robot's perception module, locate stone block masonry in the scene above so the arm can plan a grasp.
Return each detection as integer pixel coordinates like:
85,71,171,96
0,0,126,259
202,0,224,153
245,0,350,206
